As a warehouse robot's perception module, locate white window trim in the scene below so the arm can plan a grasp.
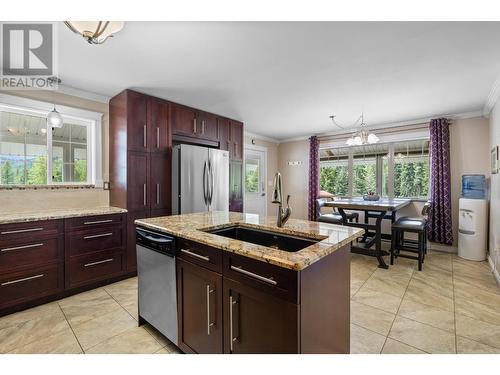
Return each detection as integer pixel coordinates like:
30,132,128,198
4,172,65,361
0,92,103,187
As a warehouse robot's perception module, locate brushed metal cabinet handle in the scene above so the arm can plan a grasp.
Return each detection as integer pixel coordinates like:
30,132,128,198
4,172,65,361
201,120,205,134
180,248,210,262
1,227,43,235
84,219,113,225
84,258,114,267
1,243,44,252
230,265,277,285
206,285,214,335
1,274,44,286
156,127,160,148
83,232,113,240
143,184,147,206
143,124,147,148
229,295,237,352
193,118,197,134
156,184,160,205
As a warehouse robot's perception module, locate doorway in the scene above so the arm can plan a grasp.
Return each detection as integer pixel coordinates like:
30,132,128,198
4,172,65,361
244,145,267,216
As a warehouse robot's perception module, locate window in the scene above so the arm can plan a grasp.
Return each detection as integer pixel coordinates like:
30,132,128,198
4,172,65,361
320,139,430,199
0,93,102,187
245,158,260,193
319,148,349,196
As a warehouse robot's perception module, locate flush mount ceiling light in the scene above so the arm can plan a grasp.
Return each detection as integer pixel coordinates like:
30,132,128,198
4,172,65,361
64,21,124,44
330,113,379,146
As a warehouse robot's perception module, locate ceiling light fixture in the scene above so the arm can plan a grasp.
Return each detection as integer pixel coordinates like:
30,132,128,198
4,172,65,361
330,113,379,146
47,106,63,128
64,21,124,44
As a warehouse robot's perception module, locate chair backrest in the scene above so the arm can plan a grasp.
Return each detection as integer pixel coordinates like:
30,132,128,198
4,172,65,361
315,198,328,220
422,201,431,217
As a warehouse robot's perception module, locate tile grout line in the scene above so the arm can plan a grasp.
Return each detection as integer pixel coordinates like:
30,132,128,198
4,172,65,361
379,262,415,354
56,302,85,354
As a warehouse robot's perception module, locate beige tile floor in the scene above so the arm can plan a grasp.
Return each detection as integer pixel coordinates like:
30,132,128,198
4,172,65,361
0,249,499,354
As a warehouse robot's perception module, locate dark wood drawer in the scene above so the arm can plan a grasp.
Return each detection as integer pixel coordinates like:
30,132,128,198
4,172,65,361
223,252,298,303
0,220,63,244
69,250,124,287
177,239,222,273
0,264,64,309
0,236,63,271
65,214,124,232
68,227,124,257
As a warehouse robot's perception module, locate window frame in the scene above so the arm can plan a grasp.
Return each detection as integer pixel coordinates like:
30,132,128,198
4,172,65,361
0,93,103,187
319,137,430,200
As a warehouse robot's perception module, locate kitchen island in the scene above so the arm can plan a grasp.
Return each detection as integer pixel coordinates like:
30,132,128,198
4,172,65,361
135,211,362,354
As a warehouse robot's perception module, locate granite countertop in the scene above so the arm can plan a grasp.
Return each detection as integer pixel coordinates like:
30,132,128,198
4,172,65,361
0,206,128,224
135,211,363,271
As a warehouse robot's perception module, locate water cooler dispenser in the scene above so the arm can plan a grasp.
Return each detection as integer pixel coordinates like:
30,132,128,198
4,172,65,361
458,175,489,261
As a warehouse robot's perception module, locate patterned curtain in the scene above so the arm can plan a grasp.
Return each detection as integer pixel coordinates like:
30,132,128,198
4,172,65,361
308,136,320,221
428,118,453,245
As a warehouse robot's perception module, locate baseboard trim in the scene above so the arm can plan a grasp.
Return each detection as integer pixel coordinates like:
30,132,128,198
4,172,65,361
488,255,500,286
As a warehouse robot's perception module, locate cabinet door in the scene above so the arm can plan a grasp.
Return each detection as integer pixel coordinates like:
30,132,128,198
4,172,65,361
177,258,223,354
171,104,197,138
217,118,230,153
230,120,243,161
198,112,218,141
149,152,171,212
149,98,170,153
128,152,150,212
127,91,149,152
229,161,243,212
223,277,299,354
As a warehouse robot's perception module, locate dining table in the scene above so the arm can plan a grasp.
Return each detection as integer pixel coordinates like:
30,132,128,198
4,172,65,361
324,198,411,268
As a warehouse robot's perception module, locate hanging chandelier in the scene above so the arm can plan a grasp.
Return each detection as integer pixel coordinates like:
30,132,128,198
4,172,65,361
330,113,379,146
64,21,124,44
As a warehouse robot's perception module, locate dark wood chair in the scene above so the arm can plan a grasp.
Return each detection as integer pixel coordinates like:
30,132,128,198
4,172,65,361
390,202,431,271
315,198,359,224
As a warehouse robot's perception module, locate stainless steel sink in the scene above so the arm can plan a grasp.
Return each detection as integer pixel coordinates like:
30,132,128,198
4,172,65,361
204,225,320,252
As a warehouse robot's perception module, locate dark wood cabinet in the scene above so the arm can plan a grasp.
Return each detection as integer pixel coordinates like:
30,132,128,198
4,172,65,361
171,104,197,138
176,258,223,354
149,97,170,153
149,152,171,212
223,277,299,354
127,152,150,212
126,90,149,152
229,120,243,161
217,117,230,151
197,112,218,141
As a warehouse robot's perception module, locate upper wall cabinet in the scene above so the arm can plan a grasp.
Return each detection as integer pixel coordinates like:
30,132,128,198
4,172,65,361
149,97,170,153
230,120,243,161
197,111,218,141
126,91,149,152
171,104,198,138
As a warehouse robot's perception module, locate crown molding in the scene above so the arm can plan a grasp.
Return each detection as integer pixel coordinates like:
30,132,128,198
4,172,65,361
56,84,110,104
483,73,500,117
244,131,280,144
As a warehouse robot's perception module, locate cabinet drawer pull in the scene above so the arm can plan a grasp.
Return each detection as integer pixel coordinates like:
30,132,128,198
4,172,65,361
143,124,147,148
143,184,147,206
193,118,197,134
229,295,237,352
84,219,113,225
156,183,160,205
1,274,44,286
230,265,277,285
83,232,113,240
206,284,214,335
1,243,44,252
1,227,43,235
84,258,114,267
156,127,160,148
180,248,210,262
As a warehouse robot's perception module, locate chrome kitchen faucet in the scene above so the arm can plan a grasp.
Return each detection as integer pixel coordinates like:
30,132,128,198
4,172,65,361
271,172,292,227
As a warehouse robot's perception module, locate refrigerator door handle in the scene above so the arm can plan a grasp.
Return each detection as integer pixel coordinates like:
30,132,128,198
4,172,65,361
203,161,208,206
209,160,214,206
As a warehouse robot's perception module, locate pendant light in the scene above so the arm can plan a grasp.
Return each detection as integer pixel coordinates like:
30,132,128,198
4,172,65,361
64,21,125,44
47,106,63,128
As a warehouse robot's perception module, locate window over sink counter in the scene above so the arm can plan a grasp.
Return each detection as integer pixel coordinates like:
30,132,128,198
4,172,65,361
0,93,103,187
319,139,430,200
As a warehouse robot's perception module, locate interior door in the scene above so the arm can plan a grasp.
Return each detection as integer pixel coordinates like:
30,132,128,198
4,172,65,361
244,148,267,216
179,144,209,214
208,149,229,211
177,258,223,354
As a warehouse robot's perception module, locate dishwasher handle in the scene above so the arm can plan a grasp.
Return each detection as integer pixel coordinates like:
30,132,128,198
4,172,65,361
136,227,176,256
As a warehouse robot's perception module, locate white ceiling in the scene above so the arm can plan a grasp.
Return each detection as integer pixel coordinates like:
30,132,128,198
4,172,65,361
57,22,500,141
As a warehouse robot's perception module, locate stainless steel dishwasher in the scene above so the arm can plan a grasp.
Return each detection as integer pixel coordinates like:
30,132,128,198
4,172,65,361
136,227,178,345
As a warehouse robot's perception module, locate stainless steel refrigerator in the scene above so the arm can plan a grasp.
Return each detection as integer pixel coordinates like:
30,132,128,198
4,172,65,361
172,144,229,214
